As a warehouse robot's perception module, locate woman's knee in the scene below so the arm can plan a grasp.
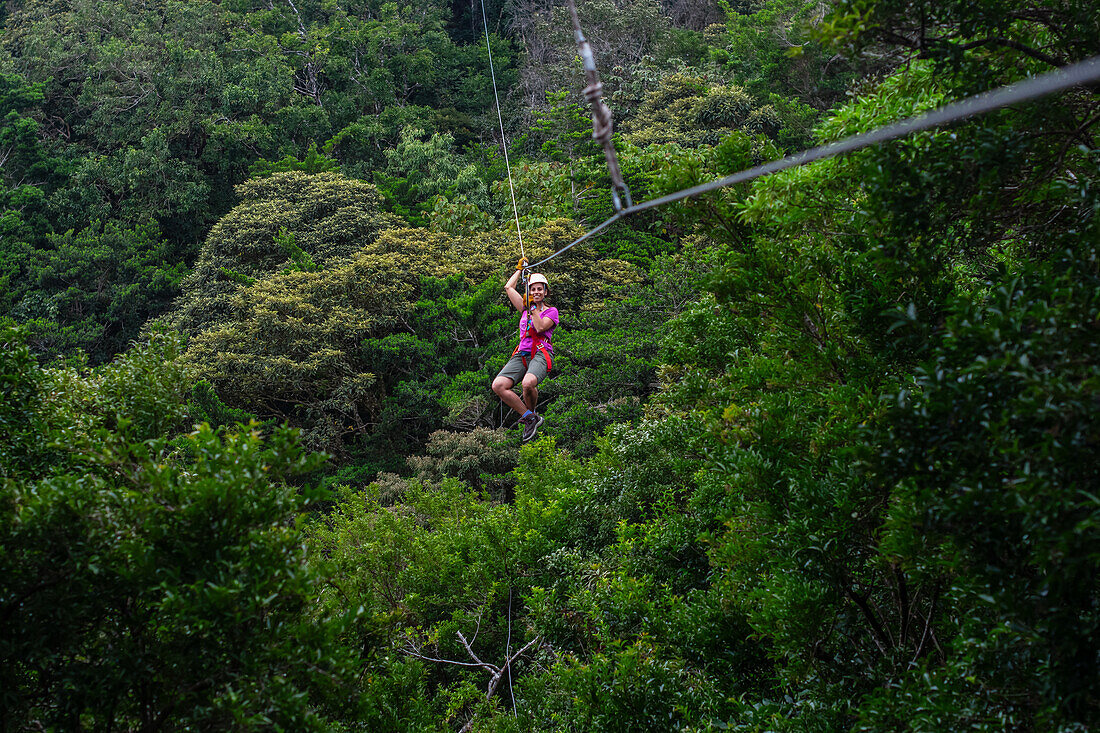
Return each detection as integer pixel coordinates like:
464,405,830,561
521,374,539,391
492,377,513,396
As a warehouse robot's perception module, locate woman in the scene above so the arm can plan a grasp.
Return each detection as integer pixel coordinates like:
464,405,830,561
492,260,559,442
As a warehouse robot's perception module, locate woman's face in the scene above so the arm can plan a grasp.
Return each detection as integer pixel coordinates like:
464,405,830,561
529,283,547,303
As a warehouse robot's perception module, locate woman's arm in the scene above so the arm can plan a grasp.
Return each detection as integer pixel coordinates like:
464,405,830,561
529,307,556,332
503,267,526,312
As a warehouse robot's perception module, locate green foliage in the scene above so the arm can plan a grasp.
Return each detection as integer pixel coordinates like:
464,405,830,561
535,297,664,456
306,418,770,730
275,226,319,273
0,326,357,729
533,242,718,458
186,379,265,431
406,428,518,501
0,71,63,235
359,274,515,462
3,0,231,239
647,18,1100,729
645,131,779,248
623,74,764,147
822,0,1100,72
0,325,49,478
171,171,395,334
307,478,523,729
3,0,1097,726
722,0,853,113
179,227,461,458
249,141,341,178
0,0,517,265
524,90,600,164
8,220,186,364
375,125,493,227
864,247,1100,727
512,0,671,108
529,637,728,731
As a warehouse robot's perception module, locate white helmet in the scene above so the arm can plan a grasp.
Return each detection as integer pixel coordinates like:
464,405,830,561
528,273,549,288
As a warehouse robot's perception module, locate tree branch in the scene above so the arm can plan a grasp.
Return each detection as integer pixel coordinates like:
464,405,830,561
956,37,1063,68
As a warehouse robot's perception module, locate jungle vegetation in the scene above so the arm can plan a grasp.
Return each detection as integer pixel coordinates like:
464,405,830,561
2,0,1098,729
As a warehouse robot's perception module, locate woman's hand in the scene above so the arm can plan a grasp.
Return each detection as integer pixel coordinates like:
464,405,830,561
504,266,526,311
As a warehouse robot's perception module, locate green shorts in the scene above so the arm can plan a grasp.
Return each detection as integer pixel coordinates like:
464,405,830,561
495,351,549,386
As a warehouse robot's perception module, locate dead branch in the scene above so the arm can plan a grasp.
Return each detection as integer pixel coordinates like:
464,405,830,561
400,626,541,732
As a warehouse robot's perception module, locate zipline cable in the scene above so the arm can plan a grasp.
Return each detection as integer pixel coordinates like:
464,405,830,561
526,54,1100,270
480,0,525,263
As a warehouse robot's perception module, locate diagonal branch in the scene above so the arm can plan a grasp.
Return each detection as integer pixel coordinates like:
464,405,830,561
485,636,541,700
461,636,542,733
456,630,493,671
956,37,1064,68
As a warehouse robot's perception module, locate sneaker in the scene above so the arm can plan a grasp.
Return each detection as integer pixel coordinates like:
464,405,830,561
521,412,544,443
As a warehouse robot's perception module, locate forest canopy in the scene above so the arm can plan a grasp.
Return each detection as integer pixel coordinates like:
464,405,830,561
2,0,1098,729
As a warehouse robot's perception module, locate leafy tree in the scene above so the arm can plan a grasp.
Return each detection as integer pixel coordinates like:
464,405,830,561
11,220,186,363
861,244,1100,729
171,171,396,335
5,0,1097,727
524,90,601,164
0,72,61,235
512,0,672,107
658,0,725,31
307,476,530,729
722,0,854,107
405,427,518,500
824,0,1100,73
3,0,233,239
640,8,1100,727
0,72,63,319
0,325,51,479
2,0,511,250
375,125,493,226
0,327,358,729
622,69,789,152
249,141,341,178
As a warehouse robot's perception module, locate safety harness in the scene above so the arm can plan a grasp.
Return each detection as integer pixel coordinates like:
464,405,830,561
511,309,553,373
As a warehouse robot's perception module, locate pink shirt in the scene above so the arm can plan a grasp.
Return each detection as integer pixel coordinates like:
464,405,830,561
518,306,559,354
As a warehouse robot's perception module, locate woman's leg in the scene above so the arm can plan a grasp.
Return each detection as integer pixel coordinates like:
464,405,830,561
521,373,539,412
492,376,528,416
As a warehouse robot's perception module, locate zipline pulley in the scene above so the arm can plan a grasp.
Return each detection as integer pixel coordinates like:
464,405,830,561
567,0,633,212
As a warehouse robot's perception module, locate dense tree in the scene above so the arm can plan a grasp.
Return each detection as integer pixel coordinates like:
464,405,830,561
3,0,229,239
512,0,672,110
715,0,854,149
634,4,1100,726
374,125,494,226
18,220,185,363
623,74,780,146
0,327,357,729
1,0,513,251
825,0,1100,71
0,72,61,234
170,171,396,335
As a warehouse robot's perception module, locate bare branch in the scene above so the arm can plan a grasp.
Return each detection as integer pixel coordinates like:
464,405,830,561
400,638,496,673
485,636,541,702
456,630,492,671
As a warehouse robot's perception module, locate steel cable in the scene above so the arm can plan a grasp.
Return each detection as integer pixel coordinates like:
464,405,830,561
527,55,1100,270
